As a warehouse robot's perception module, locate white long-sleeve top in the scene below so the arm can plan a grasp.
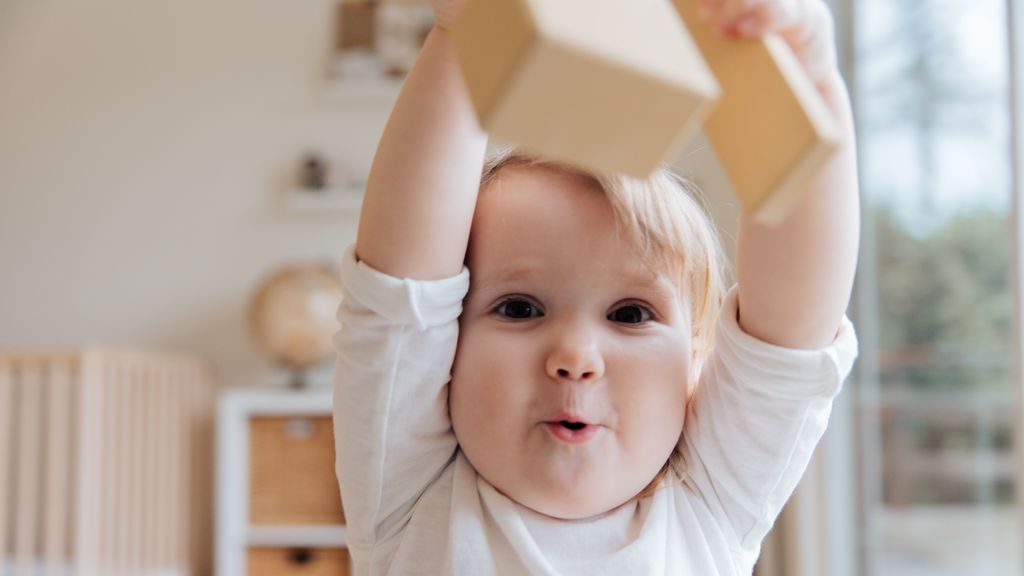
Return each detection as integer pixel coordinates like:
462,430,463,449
333,246,858,575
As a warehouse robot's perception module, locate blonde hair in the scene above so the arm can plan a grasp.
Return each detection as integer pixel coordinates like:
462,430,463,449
479,148,728,498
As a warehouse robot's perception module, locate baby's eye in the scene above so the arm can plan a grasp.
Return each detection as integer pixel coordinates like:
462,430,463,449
495,298,544,320
608,304,653,325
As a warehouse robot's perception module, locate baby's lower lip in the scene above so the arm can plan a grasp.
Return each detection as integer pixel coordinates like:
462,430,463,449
544,422,601,444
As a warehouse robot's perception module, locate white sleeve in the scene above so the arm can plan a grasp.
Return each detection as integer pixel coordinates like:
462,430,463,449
332,245,469,550
680,286,858,552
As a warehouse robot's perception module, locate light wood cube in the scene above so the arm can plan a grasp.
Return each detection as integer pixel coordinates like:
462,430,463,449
451,0,719,177
674,0,841,224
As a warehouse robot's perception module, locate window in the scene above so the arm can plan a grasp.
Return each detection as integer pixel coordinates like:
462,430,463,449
846,0,1021,574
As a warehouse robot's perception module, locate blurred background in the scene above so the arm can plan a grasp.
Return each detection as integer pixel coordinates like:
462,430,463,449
1,0,1022,575
793,0,1022,575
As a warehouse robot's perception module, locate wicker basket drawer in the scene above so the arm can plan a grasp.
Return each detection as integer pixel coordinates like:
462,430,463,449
249,415,344,525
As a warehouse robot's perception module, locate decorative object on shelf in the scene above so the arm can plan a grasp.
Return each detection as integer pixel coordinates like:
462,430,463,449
328,0,433,102
287,153,364,213
300,152,329,192
248,263,344,388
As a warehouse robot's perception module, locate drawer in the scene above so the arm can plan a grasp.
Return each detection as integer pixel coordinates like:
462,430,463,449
248,547,350,576
249,415,345,525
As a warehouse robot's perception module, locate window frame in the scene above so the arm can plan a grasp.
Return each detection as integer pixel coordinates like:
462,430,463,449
1007,0,1024,552
780,1,1024,575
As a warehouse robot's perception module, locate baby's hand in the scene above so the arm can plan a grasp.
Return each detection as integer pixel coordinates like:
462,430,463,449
429,0,466,31
697,0,839,84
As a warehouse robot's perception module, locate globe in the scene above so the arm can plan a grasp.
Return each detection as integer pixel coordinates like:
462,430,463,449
249,262,343,387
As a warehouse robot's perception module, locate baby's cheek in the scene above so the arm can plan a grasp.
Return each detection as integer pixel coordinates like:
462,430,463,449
450,333,513,430
646,380,688,444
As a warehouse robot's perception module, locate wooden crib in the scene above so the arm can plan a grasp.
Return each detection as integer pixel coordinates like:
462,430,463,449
0,348,214,576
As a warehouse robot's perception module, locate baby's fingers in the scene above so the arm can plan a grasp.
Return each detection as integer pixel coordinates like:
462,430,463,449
695,0,838,83
697,0,804,37
700,0,765,33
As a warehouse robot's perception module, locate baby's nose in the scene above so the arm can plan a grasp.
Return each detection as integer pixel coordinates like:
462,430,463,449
545,334,604,382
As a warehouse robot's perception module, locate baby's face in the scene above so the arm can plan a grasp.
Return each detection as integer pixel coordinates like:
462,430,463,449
450,166,693,520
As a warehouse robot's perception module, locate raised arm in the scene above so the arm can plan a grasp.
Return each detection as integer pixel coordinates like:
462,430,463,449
355,16,487,281
703,0,860,349
334,7,487,558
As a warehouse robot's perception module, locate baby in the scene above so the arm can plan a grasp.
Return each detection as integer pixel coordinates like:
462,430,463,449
333,0,860,573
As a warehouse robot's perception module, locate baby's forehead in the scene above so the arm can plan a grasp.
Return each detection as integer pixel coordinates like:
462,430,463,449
468,257,688,320
473,255,672,288
473,160,693,287
479,162,603,197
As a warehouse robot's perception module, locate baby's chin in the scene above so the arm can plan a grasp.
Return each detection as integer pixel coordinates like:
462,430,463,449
491,473,646,521
522,495,630,522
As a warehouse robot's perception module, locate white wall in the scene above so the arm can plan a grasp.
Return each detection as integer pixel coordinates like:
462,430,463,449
0,0,736,390
0,0,386,388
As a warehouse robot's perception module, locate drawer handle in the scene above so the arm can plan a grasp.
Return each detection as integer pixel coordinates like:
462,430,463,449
286,418,316,439
290,548,314,565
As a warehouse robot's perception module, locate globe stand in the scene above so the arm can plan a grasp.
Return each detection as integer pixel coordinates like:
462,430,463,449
288,367,309,389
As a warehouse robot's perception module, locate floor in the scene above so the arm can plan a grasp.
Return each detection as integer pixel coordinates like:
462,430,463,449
872,506,1022,576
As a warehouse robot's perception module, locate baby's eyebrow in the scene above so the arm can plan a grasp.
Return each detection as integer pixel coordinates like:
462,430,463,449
627,276,677,297
596,261,669,290
472,264,542,291
613,268,682,301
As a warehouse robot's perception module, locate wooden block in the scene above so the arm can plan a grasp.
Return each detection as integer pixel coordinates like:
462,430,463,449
674,0,840,225
451,0,719,177
249,416,345,525
248,547,351,576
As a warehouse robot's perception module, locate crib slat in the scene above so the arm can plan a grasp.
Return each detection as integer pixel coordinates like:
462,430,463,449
141,363,157,573
128,360,143,575
188,365,200,575
14,361,42,576
154,363,170,571
67,364,80,573
44,359,73,576
75,350,103,575
190,365,212,575
123,359,136,574
102,359,119,571
167,364,181,572
0,359,13,567
172,365,187,572
107,359,119,572
74,350,95,569
116,359,132,573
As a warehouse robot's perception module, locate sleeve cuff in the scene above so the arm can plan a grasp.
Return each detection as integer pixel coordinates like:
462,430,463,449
339,245,471,331
713,286,859,398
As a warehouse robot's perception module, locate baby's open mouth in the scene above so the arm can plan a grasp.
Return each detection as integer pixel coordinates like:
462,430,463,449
545,420,600,444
